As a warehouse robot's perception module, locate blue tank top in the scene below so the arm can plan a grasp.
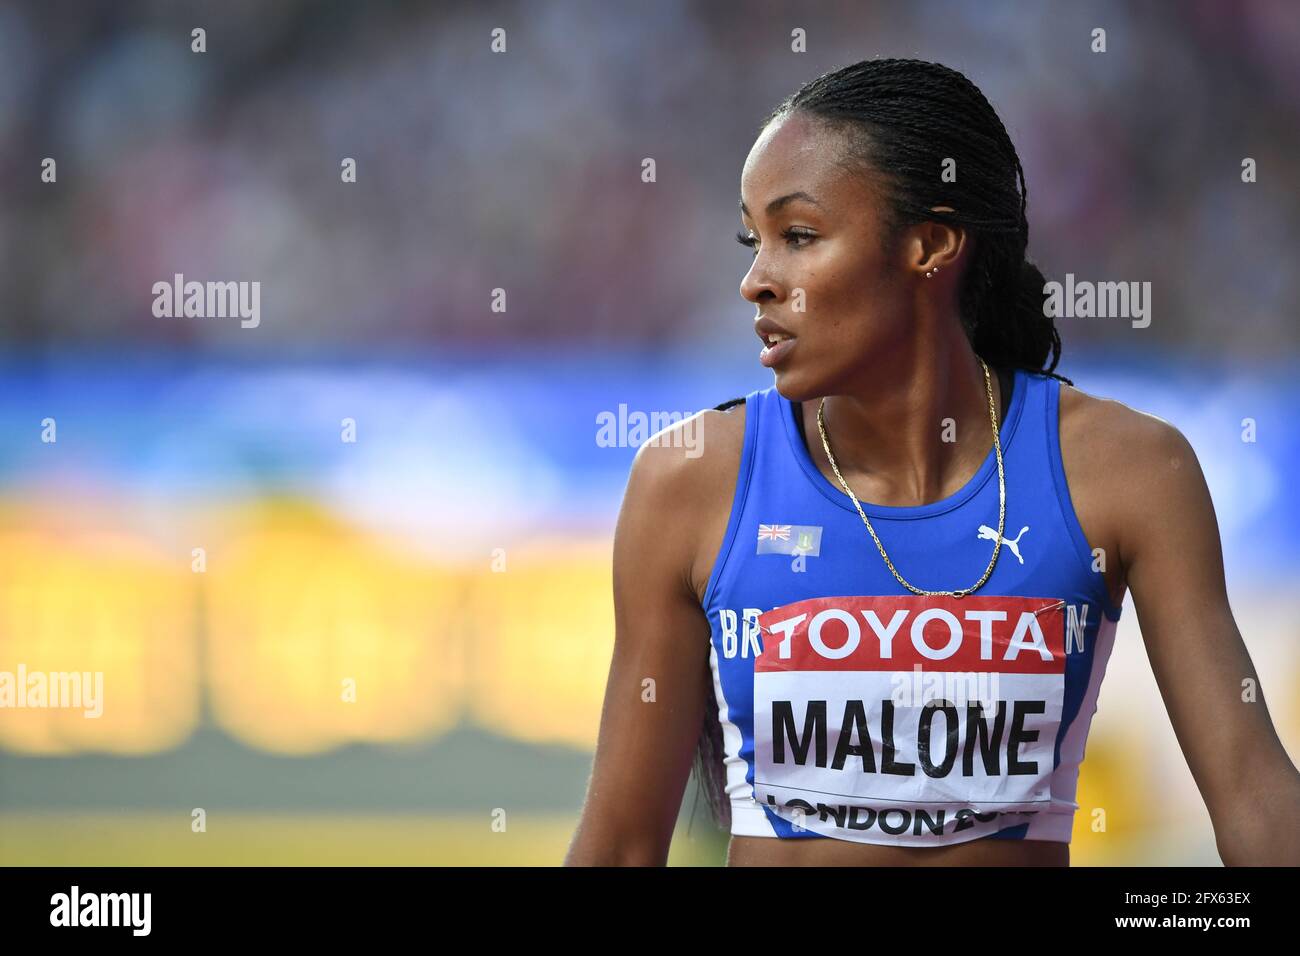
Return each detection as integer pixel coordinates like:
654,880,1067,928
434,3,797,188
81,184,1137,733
701,368,1123,846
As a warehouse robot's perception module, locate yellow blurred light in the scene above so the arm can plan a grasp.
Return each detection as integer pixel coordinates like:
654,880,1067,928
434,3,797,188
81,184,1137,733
1067,731,1154,865
467,536,613,748
203,504,465,753
0,526,197,755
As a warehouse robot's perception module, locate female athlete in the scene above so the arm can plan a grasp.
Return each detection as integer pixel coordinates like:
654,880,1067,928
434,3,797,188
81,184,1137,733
565,58,1300,866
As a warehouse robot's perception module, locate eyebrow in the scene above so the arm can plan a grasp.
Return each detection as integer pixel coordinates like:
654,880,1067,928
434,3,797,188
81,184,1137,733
738,191,821,218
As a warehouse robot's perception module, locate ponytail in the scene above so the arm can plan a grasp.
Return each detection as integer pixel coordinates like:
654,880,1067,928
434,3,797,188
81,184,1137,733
966,247,1071,385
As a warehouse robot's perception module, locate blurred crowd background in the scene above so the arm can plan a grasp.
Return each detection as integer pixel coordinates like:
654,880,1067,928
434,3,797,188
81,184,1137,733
0,0,1297,866
3,0,1300,354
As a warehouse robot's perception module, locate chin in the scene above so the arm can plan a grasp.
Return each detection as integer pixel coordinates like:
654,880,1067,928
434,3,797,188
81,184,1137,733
768,367,824,403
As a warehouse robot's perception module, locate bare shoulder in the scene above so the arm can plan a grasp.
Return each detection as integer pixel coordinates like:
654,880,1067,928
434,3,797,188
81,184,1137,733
625,401,748,497
1057,380,1208,590
1058,380,1199,480
620,401,749,605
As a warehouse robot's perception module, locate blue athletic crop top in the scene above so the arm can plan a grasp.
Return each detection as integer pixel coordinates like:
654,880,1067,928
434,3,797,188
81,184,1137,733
701,367,1123,846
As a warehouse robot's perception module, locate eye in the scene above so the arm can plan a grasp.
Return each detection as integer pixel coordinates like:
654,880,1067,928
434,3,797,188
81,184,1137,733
735,228,815,257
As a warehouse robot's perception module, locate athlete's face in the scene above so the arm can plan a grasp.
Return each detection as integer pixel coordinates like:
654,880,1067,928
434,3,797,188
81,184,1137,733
738,112,916,401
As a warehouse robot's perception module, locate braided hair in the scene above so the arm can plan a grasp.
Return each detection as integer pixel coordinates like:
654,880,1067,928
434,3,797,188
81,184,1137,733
768,57,1070,384
691,58,1071,835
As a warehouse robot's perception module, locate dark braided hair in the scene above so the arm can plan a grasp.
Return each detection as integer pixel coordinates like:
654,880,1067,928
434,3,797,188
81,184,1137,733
771,57,1070,384
691,58,1072,835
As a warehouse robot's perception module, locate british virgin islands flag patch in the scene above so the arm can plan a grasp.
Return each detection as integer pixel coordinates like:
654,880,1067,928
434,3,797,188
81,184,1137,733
756,523,822,556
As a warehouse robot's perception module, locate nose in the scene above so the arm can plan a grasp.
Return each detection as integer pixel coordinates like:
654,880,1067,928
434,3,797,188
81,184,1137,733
740,255,781,304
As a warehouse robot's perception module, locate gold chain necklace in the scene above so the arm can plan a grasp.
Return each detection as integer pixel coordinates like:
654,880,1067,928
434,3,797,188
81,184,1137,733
815,358,1006,598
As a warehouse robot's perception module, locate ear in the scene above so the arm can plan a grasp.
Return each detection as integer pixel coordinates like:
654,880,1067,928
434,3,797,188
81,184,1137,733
911,206,966,276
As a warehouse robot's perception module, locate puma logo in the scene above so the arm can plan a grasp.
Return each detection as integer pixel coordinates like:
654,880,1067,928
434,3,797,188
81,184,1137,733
977,524,1030,564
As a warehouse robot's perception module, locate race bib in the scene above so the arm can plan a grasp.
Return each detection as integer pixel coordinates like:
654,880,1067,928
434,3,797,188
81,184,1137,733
753,594,1066,844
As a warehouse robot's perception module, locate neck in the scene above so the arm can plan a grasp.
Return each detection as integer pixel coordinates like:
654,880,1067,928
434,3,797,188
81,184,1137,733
809,338,1004,509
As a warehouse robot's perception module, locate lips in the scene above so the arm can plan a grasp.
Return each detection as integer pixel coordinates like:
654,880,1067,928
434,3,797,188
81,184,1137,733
755,314,792,340
759,337,796,367
756,315,796,368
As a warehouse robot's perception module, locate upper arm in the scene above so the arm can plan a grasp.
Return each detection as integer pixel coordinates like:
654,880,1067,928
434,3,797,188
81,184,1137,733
564,407,743,865
1102,405,1298,836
